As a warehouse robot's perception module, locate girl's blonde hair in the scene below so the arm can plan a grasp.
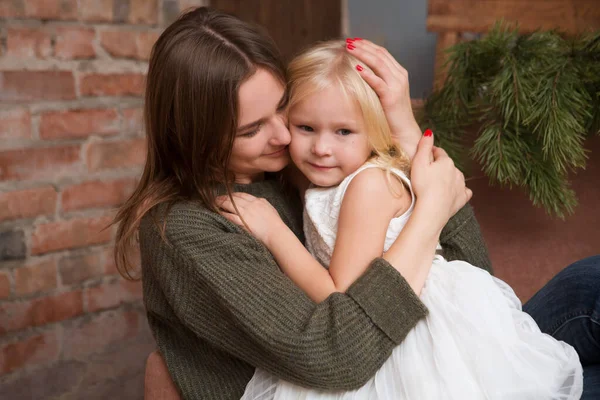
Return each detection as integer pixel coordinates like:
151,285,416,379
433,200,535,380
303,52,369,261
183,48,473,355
287,40,410,174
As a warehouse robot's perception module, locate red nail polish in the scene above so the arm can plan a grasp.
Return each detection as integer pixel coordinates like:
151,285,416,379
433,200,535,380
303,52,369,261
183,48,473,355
346,38,354,43
424,129,433,137
354,37,363,41
356,65,363,72
347,44,356,50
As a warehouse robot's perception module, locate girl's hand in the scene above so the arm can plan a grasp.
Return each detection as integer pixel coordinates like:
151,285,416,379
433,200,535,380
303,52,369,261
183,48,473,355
410,132,472,228
347,38,421,158
216,193,287,247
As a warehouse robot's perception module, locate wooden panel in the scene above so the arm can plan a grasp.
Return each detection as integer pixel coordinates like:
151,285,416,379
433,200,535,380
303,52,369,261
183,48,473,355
433,31,459,90
210,0,342,62
427,0,600,35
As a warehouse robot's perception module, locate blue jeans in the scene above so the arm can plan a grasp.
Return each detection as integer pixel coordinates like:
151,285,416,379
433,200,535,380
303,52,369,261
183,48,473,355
523,255,600,399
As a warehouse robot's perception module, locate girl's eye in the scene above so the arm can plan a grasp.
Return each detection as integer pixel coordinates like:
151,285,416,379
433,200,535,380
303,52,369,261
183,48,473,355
298,125,314,132
338,129,352,136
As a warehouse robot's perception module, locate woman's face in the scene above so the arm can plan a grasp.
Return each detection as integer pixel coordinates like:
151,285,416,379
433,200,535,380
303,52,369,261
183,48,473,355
229,69,291,184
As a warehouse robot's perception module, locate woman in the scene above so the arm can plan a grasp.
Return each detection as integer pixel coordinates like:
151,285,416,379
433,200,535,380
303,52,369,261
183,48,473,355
113,7,600,400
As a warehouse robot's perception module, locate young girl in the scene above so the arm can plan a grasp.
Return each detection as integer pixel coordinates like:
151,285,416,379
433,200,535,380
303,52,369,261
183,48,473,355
220,40,583,399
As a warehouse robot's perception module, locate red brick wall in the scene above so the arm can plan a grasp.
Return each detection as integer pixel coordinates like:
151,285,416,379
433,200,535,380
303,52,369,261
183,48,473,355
0,1,206,398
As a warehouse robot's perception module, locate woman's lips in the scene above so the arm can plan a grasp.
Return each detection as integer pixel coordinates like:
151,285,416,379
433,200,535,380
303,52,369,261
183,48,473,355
265,147,288,157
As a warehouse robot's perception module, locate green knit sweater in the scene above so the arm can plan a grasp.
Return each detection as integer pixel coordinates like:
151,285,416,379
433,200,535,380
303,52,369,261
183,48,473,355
139,178,491,399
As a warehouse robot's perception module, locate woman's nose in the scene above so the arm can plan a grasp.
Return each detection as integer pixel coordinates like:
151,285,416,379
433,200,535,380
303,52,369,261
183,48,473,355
269,115,291,146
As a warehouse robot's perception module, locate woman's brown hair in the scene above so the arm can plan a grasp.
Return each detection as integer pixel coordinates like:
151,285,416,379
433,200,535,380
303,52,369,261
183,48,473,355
113,7,286,279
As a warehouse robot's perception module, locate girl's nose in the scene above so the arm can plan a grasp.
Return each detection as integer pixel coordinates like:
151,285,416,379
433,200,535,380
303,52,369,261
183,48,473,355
312,134,332,157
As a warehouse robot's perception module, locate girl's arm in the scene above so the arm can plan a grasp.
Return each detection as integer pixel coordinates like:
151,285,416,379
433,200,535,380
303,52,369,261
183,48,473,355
219,169,413,303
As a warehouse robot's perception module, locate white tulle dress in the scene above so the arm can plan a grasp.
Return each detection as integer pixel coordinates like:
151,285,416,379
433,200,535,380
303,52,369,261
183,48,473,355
241,163,583,400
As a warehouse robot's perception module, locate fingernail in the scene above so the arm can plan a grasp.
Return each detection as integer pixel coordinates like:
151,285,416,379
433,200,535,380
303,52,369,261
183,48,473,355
347,44,356,50
356,65,363,72
346,38,354,43
424,129,433,137
354,37,363,41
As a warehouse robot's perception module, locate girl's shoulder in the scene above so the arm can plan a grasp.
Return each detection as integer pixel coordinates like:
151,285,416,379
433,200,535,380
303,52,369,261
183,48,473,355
340,162,411,198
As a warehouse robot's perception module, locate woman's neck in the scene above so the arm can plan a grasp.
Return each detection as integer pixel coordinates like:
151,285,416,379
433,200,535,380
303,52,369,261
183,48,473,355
234,172,265,184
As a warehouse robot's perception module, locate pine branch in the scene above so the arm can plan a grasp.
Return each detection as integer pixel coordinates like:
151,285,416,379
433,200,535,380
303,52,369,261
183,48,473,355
419,23,600,217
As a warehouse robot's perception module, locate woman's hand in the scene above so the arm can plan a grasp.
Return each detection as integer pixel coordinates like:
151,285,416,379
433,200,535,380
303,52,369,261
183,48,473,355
410,131,472,229
216,193,287,247
346,38,421,158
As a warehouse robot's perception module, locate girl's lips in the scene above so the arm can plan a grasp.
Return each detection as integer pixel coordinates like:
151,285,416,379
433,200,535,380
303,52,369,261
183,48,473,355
308,163,335,170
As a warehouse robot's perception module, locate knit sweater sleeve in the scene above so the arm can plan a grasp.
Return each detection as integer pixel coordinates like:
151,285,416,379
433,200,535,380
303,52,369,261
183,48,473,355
142,205,428,390
439,203,493,274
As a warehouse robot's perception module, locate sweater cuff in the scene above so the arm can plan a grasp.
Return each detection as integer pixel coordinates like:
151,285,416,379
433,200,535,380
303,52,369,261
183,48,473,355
440,203,474,242
347,258,428,344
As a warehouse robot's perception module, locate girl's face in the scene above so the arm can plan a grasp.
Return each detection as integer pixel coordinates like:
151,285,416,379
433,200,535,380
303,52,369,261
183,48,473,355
229,69,291,184
288,85,371,188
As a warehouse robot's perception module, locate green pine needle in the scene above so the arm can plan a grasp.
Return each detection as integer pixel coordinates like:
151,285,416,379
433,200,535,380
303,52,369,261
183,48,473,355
419,22,599,217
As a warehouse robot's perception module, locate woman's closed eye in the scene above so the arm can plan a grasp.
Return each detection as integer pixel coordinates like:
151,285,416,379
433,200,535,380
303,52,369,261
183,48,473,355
241,123,263,138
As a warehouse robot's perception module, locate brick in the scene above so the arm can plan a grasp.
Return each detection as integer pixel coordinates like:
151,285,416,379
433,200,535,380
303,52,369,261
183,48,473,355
78,0,113,22
24,0,78,20
80,326,154,387
162,0,179,25
0,108,31,139
86,279,142,312
0,0,25,18
0,71,76,102
100,29,159,60
14,260,58,296
61,178,137,212
55,26,96,59
104,247,118,275
0,290,84,334
0,145,81,182
59,252,103,285
76,370,144,400
63,309,140,358
6,27,53,59
31,216,112,255
80,73,145,97
0,186,57,222
137,31,159,60
123,107,144,133
86,138,145,171
113,0,130,22
0,230,26,262
0,360,84,400
128,0,158,24
104,244,140,276
40,108,119,140
99,30,136,59
180,0,209,11
0,330,60,375
0,271,10,300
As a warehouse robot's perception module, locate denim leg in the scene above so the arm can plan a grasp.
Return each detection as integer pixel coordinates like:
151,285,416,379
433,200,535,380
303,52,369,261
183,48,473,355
582,365,600,400
523,255,600,396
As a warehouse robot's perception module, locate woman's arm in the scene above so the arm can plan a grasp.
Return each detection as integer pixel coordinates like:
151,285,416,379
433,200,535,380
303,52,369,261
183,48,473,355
440,203,493,273
141,205,427,390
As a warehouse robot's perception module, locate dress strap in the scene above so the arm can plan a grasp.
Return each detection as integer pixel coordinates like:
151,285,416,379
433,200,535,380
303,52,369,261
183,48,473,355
337,163,415,212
